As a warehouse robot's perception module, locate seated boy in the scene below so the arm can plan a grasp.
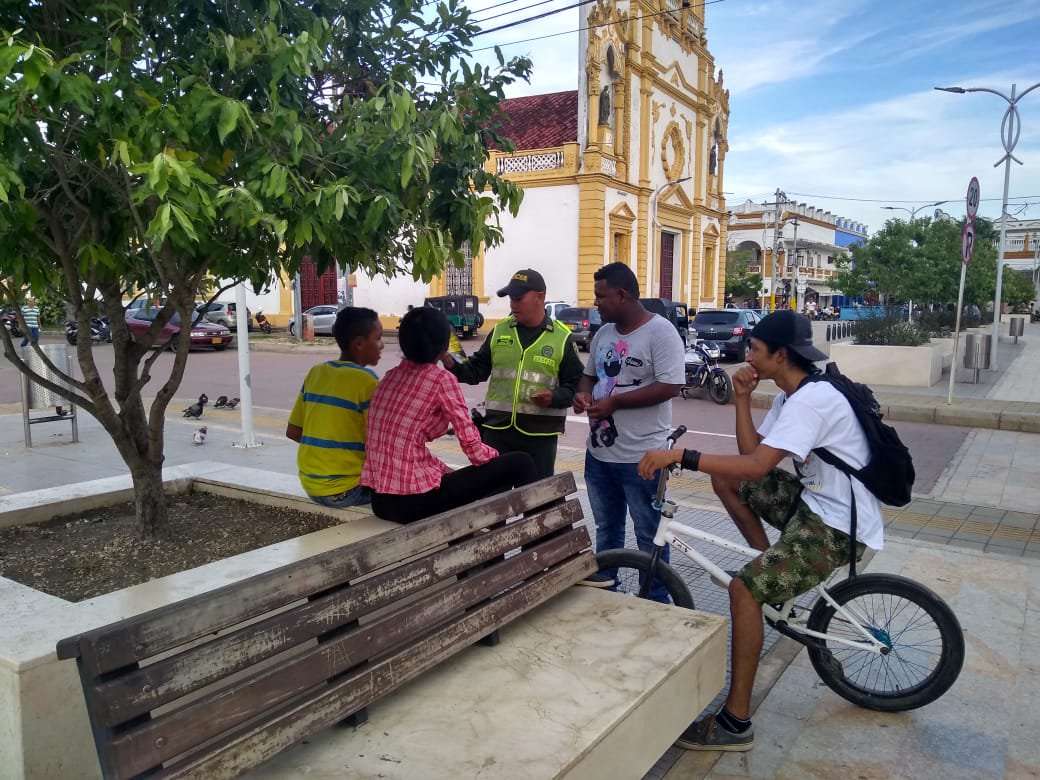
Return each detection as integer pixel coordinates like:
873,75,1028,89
286,307,383,508
638,310,882,752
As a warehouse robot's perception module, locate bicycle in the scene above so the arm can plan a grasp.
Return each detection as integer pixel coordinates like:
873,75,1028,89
593,426,965,713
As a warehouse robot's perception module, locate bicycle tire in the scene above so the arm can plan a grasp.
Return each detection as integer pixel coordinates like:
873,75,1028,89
594,549,695,609
806,573,964,712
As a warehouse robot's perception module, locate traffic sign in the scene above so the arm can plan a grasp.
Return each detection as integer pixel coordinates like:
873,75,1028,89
962,222,976,265
966,176,980,222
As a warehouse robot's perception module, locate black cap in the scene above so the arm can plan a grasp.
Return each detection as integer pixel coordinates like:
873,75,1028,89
497,269,546,298
750,310,827,363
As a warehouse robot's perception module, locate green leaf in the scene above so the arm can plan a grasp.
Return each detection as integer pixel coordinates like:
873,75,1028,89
170,204,198,242
218,101,239,143
334,188,345,221
401,147,415,188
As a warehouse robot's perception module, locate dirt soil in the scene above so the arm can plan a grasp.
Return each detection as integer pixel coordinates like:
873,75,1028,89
0,491,346,602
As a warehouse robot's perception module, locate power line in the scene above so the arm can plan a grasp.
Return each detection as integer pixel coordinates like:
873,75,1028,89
472,0,730,49
742,191,1040,205
468,0,537,16
471,0,562,24
473,0,596,37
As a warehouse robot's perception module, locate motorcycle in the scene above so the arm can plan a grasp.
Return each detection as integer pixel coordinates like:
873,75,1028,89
1,310,22,339
66,316,112,346
681,340,733,405
254,310,273,334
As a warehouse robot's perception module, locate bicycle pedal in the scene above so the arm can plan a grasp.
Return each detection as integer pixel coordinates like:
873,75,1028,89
816,648,844,680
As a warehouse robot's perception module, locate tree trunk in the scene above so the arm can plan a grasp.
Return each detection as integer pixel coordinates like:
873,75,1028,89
130,460,168,539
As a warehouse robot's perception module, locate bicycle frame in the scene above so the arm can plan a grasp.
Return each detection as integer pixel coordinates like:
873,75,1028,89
649,466,886,656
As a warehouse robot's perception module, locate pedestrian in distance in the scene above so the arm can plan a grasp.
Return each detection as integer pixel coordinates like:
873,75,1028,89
20,298,40,347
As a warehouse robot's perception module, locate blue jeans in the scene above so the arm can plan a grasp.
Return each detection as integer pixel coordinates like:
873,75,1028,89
20,327,39,347
584,452,671,602
310,485,371,509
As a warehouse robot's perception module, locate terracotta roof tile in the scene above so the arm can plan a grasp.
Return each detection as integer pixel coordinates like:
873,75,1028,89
490,90,578,151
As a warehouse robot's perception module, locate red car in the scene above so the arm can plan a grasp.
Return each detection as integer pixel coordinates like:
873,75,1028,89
126,308,233,350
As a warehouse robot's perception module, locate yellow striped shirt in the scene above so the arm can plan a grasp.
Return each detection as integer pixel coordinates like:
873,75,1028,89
289,361,379,497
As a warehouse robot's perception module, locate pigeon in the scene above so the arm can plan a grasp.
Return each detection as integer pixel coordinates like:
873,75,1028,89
224,397,240,410
192,426,208,446
182,393,209,418
214,395,229,408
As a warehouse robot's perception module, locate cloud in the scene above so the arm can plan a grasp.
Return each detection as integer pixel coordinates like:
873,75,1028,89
725,80,1040,232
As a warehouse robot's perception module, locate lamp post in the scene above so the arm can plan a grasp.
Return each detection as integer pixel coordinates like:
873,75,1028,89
881,200,950,220
649,175,692,297
936,81,1040,369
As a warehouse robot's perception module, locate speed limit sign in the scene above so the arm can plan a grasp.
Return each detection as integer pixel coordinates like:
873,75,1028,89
966,177,980,222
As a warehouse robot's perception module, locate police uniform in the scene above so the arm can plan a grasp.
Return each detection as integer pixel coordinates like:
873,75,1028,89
450,271,583,479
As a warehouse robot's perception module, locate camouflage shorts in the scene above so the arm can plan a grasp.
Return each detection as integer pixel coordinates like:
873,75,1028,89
736,469,865,604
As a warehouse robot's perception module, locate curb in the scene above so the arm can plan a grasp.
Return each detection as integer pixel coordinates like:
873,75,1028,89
751,389,1040,433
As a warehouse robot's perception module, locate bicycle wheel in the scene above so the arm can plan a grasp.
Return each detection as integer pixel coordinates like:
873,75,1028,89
806,573,964,712
594,549,695,609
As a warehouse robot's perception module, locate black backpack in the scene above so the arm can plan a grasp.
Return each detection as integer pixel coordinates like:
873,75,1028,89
796,362,916,507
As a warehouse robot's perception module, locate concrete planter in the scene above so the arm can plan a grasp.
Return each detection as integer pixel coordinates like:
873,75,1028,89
830,342,941,387
0,464,392,780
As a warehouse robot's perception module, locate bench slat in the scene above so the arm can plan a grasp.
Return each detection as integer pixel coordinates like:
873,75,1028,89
90,499,583,728
155,552,596,780
58,473,576,676
103,529,592,778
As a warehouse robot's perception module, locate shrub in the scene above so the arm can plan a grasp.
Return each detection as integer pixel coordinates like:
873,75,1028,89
854,312,930,347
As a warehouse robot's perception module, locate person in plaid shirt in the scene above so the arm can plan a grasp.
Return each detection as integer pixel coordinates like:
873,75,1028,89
361,306,537,524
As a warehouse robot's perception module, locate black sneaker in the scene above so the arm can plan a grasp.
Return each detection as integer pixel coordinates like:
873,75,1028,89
578,571,616,589
675,714,754,752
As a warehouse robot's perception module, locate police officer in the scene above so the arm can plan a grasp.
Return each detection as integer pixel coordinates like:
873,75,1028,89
444,269,583,479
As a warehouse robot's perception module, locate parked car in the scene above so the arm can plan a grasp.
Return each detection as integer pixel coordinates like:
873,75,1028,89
288,304,339,337
424,295,483,338
690,309,760,362
196,301,253,331
640,298,690,345
544,301,572,321
126,308,233,350
555,306,602,351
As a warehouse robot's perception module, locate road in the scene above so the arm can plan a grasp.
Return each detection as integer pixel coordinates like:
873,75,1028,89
1,336,965,493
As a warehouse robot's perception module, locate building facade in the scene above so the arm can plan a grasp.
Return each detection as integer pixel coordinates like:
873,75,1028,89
727,200,867,310
346,0,730,325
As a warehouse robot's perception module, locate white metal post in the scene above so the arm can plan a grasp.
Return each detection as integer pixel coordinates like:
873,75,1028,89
947,262,968,405
234,282,260,448
992,107,1014,370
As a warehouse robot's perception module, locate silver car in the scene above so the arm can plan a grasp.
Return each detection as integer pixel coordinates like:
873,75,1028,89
196,301,253,331
288,305,339,336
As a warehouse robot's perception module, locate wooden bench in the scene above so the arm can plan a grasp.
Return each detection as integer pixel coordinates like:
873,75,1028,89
56,473,594,779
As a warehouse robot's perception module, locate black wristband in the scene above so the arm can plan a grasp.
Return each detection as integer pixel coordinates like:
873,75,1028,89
681,449,701,472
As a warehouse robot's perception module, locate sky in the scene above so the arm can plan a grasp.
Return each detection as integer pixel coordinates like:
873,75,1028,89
465,0,1040,236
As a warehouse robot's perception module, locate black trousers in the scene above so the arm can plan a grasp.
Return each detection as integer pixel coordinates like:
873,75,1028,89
371,451,537,525
479,425,559,481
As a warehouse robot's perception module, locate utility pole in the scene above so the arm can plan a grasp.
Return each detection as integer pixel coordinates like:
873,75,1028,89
790,217,800,311
770,188,786,311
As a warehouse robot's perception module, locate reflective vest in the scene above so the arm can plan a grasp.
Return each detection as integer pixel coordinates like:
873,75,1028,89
484,318,570,436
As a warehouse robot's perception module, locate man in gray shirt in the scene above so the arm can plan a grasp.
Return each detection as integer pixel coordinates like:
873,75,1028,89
574,262,685,598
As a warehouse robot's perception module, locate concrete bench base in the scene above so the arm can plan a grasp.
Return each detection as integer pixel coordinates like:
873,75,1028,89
248,587,728,780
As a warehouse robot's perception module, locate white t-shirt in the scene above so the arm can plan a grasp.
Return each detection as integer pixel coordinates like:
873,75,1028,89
758,382,884,550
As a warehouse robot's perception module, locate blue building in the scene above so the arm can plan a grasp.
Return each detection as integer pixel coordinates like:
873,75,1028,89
835,217,868,248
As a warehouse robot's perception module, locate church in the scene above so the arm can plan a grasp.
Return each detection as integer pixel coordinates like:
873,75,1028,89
250,0,730,327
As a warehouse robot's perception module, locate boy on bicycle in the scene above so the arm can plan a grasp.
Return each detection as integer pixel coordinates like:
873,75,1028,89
638,310,882,752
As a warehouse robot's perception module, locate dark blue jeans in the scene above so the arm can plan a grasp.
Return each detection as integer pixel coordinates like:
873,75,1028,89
584,452,671,602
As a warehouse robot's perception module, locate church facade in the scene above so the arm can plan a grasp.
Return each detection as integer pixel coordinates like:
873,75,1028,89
246,0,730,327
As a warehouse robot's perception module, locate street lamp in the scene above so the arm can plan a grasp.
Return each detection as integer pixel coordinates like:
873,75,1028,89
881,200,950,220
649,176,693,298
936,81,1040,369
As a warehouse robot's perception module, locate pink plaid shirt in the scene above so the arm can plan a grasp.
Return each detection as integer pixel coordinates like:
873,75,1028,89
361,360,498,495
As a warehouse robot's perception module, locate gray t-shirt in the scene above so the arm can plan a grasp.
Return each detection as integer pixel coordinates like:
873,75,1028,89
583,314,686,463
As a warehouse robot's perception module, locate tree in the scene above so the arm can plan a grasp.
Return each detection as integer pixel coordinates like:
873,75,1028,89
724,248,763,303
833,217,1001,308
0,1,530,537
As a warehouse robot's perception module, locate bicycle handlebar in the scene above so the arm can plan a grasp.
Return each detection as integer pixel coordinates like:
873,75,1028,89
667,425,687,446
